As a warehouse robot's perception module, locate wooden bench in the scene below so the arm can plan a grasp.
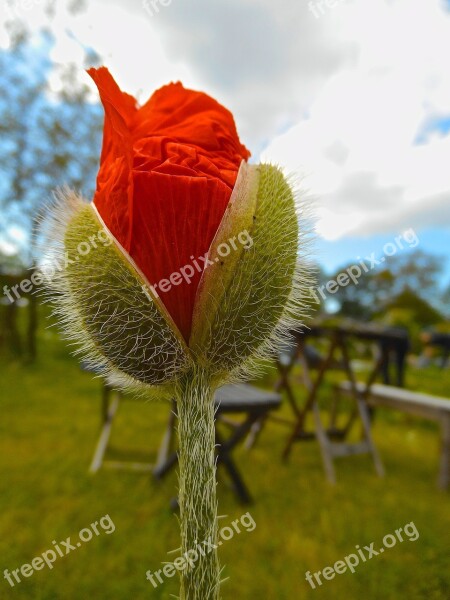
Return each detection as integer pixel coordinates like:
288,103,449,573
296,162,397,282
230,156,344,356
337,381,450,489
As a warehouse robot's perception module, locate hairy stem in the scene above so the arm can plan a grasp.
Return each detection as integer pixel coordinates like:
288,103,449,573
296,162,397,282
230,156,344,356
176,367,220,600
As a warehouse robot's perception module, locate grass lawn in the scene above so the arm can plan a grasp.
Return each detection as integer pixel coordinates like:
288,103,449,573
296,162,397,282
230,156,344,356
0,308,449,599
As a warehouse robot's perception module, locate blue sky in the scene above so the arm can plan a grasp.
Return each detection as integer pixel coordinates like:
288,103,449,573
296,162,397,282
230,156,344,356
317,228,449,276
315,105,450,281
0,0,449,290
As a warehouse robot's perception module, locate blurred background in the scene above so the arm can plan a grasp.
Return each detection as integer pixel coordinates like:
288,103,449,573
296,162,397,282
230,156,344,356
0,1,449,598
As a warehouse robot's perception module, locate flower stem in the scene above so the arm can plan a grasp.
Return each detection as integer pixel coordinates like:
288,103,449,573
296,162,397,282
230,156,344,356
176,367,221,600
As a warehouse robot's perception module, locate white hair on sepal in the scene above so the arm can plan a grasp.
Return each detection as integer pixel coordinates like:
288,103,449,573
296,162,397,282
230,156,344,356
37,188,190,401
252,167,316,349
241,168,317,379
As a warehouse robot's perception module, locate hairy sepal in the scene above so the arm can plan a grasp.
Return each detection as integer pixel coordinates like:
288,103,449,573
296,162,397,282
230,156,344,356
41,191,191,393
191,163,312,379
190,161,259,358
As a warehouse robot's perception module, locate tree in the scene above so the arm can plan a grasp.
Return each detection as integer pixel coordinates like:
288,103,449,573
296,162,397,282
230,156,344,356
328,250,447,324
0,4,103,269
0,2,103,361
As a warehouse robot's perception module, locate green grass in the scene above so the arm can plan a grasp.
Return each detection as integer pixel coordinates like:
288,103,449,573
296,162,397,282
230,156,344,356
0,312,449,599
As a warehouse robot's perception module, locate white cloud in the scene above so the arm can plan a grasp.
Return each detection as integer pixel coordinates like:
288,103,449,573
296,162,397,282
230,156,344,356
145,0,357,153
0,239,18,256
1,0,200,99
262,0,450,239
1,0,449,242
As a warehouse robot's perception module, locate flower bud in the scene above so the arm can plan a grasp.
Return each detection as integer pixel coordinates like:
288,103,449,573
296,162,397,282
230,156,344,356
41,69,313,392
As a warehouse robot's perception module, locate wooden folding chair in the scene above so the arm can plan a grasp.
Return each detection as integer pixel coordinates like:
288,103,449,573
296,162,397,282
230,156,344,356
89,384,154,473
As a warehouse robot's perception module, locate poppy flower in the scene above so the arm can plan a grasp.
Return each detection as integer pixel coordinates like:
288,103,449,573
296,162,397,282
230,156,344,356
87,67,251,342
41,67,313,600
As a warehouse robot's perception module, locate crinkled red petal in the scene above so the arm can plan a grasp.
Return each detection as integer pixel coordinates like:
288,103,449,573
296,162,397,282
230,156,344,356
88,67,250,342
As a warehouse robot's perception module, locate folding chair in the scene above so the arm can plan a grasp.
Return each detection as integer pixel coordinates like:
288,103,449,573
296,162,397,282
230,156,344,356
89,384,154,473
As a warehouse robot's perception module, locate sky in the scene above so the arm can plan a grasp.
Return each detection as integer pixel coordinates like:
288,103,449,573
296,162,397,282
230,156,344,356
0,0,449,277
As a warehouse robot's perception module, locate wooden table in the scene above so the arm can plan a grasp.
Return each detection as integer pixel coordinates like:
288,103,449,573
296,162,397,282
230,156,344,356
153,384,281,504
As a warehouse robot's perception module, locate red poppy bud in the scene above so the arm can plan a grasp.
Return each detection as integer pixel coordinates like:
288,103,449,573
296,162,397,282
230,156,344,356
41,69,313,393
